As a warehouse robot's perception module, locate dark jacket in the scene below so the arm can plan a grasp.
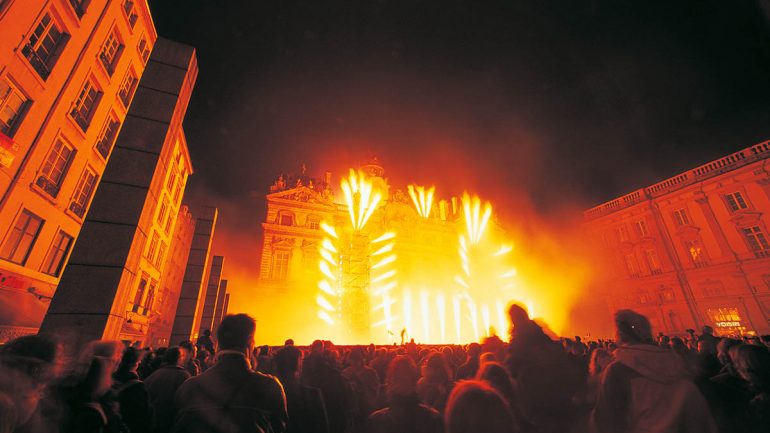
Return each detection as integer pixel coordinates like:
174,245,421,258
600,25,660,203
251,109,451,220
113,370,152,433
172,352,287,433
276,375,330,433
145,365,191,433
367,394,442,433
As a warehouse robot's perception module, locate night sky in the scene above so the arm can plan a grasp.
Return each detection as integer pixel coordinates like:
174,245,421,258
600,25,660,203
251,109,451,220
146,0,770,285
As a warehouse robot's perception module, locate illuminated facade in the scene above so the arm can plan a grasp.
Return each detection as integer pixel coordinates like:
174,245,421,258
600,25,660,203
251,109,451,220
584,140,770,336
257,161,518,344
0,0,201,344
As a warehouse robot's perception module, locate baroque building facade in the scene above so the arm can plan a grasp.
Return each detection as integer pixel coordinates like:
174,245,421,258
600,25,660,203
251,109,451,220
583,140,770,336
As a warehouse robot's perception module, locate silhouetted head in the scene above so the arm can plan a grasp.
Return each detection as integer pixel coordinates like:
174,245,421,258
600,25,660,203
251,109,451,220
311,340,324,353
274,345,302,378
475,362,516,407
348,347,365,367
284,339,294,346
0,335,59,427
717,338,742,366
179,340,197,361
479,352,497,365
589,348,613,376
163,347,183,366
216,314,256,353
507,303,530,327
467,343,482,359
614,309,653,345
734,344,770,391
445,380,515,433
422,352,451,383
386,355,419,397
702,326,714,336
117,347,143,373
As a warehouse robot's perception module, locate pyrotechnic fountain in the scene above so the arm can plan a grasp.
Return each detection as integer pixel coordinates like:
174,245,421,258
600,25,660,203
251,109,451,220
316,166,521,343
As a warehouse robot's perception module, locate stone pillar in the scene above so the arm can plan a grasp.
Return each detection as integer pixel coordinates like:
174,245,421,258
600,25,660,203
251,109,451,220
222,293,230,317
39,39,198,349
199,256,224,334
212,279,228,332
169,207,217,344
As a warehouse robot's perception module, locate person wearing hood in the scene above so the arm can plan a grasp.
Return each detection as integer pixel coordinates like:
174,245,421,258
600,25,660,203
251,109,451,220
591,309,717,433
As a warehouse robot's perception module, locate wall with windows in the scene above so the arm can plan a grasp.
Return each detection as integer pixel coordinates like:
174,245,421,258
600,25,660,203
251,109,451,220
584,141,770,336
0,0,157,340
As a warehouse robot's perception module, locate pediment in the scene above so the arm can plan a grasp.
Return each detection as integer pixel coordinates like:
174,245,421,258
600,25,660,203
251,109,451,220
268,186,330,204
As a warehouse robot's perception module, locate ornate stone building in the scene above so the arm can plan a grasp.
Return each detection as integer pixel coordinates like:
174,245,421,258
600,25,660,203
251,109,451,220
583,140,770,336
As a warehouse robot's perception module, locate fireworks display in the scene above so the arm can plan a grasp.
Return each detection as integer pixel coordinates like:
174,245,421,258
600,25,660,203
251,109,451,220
316,167,529,343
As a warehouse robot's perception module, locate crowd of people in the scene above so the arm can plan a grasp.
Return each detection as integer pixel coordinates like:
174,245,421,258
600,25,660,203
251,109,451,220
1,305,769,433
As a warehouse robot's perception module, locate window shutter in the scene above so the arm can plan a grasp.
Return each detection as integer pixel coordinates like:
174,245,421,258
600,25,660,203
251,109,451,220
87,91,103,126
8,99,32,137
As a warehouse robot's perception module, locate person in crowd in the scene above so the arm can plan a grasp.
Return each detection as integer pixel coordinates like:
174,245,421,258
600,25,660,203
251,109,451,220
273,345,330,433
444,380,516,433
592,309,717,433
137,348,157,380
145,347,190,433
0,335,59,433
367,355,442,433
178,341,200,377
257,345,274,375
417,352,453,412
284,339,294,346
63,355,125,433
302,344,354,433
172,314,288,433
370,349,391,385
342,347,380,420
112,347,151,433
506,303,582,433
196,330,215,355
732,344,770,432
455,343,481,380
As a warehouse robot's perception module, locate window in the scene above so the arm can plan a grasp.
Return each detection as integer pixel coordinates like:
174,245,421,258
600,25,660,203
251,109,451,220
69,169,98,218
68,0,89,18
742,226,770,258
673,208,690,226
123,1,138,29
164,211,173,234
98,30,123,76
22,12,69,80
0,78,31,137
724,192,748,212
70,78,102,131
270,250,290,280
0,210,43,265
615,225,629,242
36,138,75,197
636,290,650,305
132,273,148,312
41,231,73,276
95,115,119,158
645,249,661,274
155,242,166,268
146,231,159,261
173,179,182,204
635,220,649,237
684,239,708,267
279,214,294,226
144,280,157,314
157,201,168,225
137,35,150,63
166,170,177,191
624,253,640,278
308,219,320,230
118,69,138,107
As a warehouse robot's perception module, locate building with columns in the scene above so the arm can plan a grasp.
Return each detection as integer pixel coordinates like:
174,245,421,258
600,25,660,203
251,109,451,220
0,0,158,341
583,140,770,336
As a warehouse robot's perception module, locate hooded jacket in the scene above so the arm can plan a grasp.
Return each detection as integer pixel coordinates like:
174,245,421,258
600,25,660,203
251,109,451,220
592,344,717,433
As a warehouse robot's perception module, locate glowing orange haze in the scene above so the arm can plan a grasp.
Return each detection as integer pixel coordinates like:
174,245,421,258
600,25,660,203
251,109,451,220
208,163,611,346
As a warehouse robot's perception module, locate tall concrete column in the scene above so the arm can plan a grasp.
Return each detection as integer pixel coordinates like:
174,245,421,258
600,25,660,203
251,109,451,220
199,256,224,334
222,293,230,317
169,207,217,344
39,39,198,349
212,279,228,332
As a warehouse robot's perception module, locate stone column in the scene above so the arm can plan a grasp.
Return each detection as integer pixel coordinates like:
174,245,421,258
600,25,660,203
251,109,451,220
199,256,224,334
38,39,198,349
169,206,217,344
212,279,228,332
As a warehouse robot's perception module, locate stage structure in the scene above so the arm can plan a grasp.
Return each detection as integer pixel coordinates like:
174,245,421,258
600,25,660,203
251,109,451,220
257,160,522,344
